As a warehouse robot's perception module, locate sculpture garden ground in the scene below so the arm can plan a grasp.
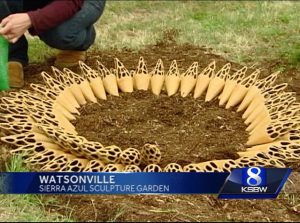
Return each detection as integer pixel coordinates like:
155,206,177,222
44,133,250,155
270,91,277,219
0,2,299,222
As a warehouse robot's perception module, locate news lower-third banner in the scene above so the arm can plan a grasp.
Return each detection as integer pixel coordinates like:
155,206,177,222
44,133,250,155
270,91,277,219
0,167,292,199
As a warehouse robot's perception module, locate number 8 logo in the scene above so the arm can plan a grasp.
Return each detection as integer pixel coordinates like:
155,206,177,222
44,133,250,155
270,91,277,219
247,167,262,186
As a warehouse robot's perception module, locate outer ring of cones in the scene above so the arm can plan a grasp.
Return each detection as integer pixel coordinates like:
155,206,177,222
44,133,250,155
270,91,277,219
0,60,299,173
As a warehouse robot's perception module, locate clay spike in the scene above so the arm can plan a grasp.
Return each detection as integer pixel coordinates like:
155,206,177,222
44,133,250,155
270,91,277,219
134,56,151,91
150,59,165,96
180,62,198,97
205,76,225,102
97,61,119,96
115,58,134,93
193,61,216,99
165,60,181,96
237,85,261,112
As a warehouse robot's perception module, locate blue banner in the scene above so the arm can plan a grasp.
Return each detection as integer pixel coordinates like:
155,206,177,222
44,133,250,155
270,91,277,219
0,168,292,199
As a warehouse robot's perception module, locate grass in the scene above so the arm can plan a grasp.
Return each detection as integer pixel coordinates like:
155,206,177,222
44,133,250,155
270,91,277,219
0,154,74,222
107,205,127,222
29,1,300,68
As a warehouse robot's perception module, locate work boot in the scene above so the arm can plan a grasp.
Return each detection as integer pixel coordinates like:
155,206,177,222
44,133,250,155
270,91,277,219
54,50,87,68
8,61,24,88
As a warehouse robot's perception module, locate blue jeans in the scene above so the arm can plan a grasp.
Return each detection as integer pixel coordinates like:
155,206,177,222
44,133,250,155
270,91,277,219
3,0,106,65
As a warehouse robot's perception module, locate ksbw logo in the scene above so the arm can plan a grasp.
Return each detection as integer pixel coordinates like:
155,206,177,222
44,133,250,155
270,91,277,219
241,167,268,193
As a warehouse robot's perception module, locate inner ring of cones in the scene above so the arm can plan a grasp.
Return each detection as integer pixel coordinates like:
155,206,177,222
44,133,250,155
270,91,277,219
0,57,300,172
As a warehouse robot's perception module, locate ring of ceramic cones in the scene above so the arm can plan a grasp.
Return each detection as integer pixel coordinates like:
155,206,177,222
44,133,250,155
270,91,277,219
0,59,299,173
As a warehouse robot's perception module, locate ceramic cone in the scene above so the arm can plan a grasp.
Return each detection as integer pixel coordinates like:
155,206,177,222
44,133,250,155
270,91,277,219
281,132,300,141
193,75,211,99
30,83,60,103
183,164,202,172
41,142,63,150
219,80,237,106
114,58,134,93
238,150,262,158
164,163,183,172
165,75,180,96
123,165,142,172
242,94,265,119
117,76,134,93
244,141,283,152
180,75,197,97
165,60,180,96
78,80,97,103
56,93,80,115
246,128,274,146
225,84,248,109
213,159,237,170
244,105,268,125
10,143,45,156
69,84,87,105
150,75,164,96
55,113,77,134
143,164,162,172
90,77,107,100
103,164,124,172
205,77,225,102
102,69,119,95
134,74,151,90
67,158,89,171
102,74,119,96
84,160,105,172
256,71,279,91
25,152,56,165
41,159,68,171
79,61,99,80
226,70,260,109
134,57,150,90
150,59,165,96
52,102,75,121
237,85,261,112
196,161,220,172
0,132,51,146
180,62,198,97
61,88,80,109
41,71,63,92
247,115,270,133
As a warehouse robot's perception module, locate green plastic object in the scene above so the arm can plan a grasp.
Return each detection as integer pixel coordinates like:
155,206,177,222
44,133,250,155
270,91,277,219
0,35,9,90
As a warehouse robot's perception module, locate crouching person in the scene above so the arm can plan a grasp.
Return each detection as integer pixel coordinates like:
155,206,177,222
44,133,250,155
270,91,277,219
0,0,106,88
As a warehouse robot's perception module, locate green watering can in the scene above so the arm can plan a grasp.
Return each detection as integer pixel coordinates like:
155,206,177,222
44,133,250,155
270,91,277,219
0,35,9,90
0,1,11,90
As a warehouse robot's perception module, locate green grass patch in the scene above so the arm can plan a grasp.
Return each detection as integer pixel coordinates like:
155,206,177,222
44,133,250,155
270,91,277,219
26,1,300,68
27,1,300,68
5,153,28,172
0,154,74,222
27,37,57,64
95,1,300,68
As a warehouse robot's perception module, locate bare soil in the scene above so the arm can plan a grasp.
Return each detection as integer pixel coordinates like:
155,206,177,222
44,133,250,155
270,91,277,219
0,32,299,221
73,92,247,168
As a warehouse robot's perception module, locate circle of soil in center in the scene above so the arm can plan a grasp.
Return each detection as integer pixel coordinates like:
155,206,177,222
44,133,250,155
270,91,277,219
72,91,248,167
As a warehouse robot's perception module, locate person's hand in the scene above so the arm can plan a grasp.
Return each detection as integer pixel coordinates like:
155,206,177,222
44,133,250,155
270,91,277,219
0,13,32,43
